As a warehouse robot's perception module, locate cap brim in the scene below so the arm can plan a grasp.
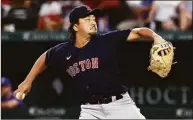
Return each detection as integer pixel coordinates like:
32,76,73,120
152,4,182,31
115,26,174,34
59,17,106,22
87,9,103,17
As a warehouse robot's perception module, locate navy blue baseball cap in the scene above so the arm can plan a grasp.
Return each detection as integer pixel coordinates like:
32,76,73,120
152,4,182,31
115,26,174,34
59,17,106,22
69,5,102,23
1,77,11,87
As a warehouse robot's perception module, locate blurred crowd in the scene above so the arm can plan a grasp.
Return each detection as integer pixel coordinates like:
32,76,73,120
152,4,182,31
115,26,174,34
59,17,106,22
1,0,192,32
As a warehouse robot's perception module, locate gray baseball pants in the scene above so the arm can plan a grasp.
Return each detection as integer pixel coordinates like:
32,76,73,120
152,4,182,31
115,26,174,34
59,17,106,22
79,92,146,119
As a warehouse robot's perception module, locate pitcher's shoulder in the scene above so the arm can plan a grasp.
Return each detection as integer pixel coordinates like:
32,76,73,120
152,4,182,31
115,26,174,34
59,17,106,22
51,41,72,51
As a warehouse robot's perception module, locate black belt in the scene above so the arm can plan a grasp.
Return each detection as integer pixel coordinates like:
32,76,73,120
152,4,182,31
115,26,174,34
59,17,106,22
82,94,123,104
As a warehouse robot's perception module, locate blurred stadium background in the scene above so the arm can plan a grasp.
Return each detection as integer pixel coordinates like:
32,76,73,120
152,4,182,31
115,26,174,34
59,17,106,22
1,0,193,119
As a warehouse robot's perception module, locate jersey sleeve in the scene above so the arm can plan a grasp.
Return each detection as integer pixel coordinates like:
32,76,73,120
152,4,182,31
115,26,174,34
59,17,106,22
101,29,131,45
45,43,64,69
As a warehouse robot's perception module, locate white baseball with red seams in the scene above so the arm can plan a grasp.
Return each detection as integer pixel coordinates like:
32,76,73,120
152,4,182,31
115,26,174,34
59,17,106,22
16,92,25,100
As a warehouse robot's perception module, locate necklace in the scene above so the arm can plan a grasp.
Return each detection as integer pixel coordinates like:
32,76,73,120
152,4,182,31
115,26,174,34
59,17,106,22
84,40,89,45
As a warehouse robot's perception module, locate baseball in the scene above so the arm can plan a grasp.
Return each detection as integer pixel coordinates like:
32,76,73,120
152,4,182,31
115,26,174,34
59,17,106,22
15,92,25,100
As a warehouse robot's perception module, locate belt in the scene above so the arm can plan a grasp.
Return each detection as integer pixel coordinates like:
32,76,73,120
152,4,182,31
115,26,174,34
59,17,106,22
82,94,123,104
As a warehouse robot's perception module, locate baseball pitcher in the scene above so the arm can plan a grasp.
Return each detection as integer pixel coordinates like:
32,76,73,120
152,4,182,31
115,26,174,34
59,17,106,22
14,5,175,119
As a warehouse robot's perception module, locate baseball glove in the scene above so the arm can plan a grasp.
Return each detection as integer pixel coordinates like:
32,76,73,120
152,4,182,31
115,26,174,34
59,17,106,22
147,40,176,78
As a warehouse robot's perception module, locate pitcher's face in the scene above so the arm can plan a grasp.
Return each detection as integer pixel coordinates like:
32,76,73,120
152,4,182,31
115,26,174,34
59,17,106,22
76,15,98,35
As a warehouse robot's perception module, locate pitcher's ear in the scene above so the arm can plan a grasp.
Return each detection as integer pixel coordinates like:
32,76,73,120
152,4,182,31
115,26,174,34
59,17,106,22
73,24,78,32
